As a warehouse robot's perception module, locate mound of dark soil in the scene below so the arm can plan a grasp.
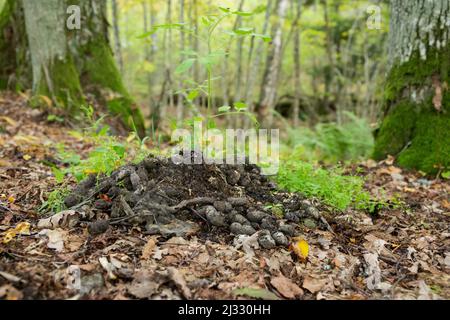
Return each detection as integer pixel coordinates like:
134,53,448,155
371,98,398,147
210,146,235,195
63,154,327,248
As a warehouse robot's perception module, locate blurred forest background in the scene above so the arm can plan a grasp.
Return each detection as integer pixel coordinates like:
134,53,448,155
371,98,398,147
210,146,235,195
104,0,388,163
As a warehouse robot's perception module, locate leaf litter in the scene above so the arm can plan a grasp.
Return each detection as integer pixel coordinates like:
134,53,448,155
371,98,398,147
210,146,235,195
0,93,449,300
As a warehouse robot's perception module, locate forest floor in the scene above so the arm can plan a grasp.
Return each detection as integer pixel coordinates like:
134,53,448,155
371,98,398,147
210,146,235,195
0,93,449,300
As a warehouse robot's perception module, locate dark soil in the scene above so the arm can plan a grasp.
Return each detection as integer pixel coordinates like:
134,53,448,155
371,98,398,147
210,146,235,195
64,153,327,248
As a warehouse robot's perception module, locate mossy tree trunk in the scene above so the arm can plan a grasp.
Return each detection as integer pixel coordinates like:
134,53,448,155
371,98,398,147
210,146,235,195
373,0,450,174
22,0,83,109
0,0,145,136
0,0,28,90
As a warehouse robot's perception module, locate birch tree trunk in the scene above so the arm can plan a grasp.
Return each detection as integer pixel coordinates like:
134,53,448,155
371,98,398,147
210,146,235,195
373,0,450,174
176,0,185,122
244,0,272,124
111,0,123,74
258,0,288,127
292,0,302,127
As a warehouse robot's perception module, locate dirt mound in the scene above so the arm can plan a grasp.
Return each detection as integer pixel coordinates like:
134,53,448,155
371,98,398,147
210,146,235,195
63,154,327,248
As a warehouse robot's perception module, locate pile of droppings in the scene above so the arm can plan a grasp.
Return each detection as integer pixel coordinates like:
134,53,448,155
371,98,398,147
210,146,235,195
63,154,326,248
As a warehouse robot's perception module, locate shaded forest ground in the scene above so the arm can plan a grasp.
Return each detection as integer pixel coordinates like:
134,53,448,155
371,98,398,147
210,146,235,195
0,93,449,300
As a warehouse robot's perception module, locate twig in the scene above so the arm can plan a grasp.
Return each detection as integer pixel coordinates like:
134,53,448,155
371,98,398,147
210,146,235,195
171,197,215,211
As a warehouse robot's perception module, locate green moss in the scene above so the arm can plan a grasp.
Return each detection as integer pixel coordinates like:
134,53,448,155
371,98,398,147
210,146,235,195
46,55,84,111
384,45,449,104
82,40,127,95
373,101,418,160
0,0,18,89
80,40,145,136
107,97,145,136
396,96,450,173
375,44,450,174
374,96,450,173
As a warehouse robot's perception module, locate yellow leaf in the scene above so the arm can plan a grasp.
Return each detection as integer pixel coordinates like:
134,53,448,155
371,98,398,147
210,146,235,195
14,222,30,235
7,196,15,204
0,116,17,126
2,230,17,244
83,169,97,175
23,154,32,161
39,95,53,107
291,237,309,260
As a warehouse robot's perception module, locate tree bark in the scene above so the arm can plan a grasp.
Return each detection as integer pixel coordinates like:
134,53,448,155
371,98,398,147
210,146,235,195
0,0,145,136
292,0,302,127
0,0,29,90
373,0,450,174
258,0,288,127
111,0,123,74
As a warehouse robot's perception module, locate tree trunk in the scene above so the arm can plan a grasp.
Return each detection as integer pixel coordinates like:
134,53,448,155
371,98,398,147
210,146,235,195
0,0,145,136
258,0,288,127
292,0,302,127
111,0,123,74
0,0,29,91
373,0,450,174
244,0,272,126
22,0,83,110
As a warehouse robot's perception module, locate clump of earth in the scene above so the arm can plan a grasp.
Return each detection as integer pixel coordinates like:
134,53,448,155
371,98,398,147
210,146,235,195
63,153,328,249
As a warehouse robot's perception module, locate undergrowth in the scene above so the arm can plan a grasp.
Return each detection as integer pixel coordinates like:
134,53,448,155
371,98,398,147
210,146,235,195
285,112,374,163
277,156,397,212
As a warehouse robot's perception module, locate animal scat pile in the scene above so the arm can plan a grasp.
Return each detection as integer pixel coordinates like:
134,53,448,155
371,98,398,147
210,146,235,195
63,155,325,248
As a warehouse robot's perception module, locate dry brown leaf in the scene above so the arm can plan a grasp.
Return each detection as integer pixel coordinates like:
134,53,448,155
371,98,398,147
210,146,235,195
270,275,303,299
302,276,327,294
0,284,23,300
167,267,192,299
142,237,157,260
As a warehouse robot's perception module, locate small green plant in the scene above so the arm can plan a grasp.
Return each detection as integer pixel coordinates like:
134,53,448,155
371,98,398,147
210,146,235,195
140,5,268,132
277,159,370,211
51,106,128,182
38,187,70,214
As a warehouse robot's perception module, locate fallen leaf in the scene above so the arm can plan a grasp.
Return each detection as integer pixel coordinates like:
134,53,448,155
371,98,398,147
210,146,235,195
15,222,30,235
37,210,81,229
302,276,327,294
7,196,15,204
22,154,32,161
270,275,303,299
99,257,117,280
0,271,24,284
167,267,192,299
0,116,17,126
142,237,157,259
290,237,309,260
39,229,67,252
232,287,280,300
127,269,163,299
0,285,23,300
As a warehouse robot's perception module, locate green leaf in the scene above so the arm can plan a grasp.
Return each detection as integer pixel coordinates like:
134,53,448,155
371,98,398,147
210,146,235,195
207,119,217,129
219,6,231,13
252,33,272,42
233,10,254,17
232,288,279,300
187,89,199,101
175,59,195,74
442,171,450,179
233,27,254,35
52,167,65,184
233,101,247,111
180,49,198,57
218,106,231,113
